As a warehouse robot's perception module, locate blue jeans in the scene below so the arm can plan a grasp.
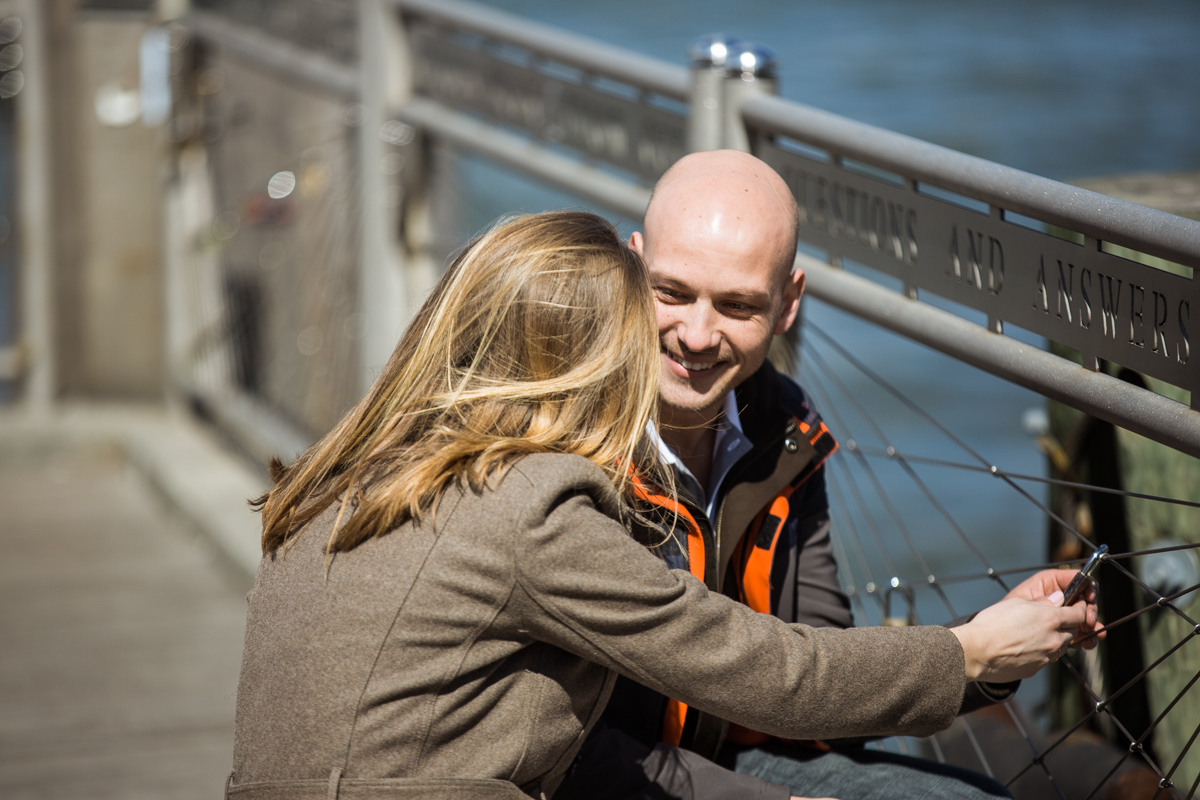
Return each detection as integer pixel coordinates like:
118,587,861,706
728,745,1011,800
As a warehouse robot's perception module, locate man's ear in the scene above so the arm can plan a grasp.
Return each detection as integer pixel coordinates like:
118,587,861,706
629,231,644,256
774,266,806,335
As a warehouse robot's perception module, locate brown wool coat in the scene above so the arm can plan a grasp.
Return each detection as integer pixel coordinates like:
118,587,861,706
229,454,966,800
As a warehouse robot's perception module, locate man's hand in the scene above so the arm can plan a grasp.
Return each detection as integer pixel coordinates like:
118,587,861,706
950,581,1091,683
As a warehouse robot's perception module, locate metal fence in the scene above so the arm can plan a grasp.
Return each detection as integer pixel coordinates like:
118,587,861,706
177,0,1200,457
388,0,1200,457
173,1,1200,796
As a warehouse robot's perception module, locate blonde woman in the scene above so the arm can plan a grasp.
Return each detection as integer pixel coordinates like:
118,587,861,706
228,211,1095,800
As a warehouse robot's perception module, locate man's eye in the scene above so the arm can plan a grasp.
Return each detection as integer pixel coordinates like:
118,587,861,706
725,303,757,316
655,287,686,302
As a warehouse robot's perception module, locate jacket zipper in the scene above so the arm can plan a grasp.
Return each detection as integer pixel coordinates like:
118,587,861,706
714,495,724,590
711,417,797,593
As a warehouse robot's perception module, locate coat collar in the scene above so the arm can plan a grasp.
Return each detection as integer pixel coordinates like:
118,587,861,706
716,362,823,589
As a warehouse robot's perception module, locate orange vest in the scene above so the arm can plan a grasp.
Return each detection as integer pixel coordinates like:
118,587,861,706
641,417,838,749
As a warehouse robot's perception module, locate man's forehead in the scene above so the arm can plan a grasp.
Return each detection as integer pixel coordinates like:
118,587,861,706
648,253,785,300
645,197,794,268
646,207,794,276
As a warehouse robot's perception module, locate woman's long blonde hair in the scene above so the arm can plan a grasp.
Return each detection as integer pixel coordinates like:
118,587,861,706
257,211,664,554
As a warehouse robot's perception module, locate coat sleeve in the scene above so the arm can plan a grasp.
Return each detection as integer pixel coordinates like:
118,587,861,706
554,721,789,800
506,459,966,742
784,471,1017,715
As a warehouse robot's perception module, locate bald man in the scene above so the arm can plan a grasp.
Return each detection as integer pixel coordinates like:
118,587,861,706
556,151,1012,800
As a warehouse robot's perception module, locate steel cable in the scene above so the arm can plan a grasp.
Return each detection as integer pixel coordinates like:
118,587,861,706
797,317,1200,795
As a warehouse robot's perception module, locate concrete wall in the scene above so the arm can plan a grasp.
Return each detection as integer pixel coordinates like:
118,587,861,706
38,3,167,400
70,12,166,397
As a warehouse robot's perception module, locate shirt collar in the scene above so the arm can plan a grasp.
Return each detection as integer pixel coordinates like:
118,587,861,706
720,389,745,436
649,392,741,467
649,390,753,518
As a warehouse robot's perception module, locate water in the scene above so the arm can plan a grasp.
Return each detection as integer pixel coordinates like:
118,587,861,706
449,0,1200,714
474,0,1200,182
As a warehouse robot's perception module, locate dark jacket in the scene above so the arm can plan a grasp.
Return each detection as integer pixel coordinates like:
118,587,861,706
558,363,1013,800
229,453,967,800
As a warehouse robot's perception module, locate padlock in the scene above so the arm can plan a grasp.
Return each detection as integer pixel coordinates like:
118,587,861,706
881,584,916,627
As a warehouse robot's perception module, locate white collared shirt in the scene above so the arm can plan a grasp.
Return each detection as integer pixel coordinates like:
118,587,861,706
650,391,755,521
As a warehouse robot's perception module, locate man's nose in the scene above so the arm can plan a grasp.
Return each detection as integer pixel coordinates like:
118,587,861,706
675,303,720,353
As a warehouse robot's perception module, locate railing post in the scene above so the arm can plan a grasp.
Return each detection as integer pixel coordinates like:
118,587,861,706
687,36,778,154
686,34,738,153
721,41,777,153
17,0,54,412
356,0,421,396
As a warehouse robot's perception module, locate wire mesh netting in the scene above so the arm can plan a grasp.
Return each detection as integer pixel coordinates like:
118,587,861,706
799,300,1200,800
172,36,364,440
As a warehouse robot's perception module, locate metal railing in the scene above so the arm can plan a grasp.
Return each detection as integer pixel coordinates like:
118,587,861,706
384,0,1200,458
192,0,358,67
178,0,1200,458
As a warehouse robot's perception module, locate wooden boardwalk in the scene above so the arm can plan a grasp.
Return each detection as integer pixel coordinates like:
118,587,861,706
0,441,248,799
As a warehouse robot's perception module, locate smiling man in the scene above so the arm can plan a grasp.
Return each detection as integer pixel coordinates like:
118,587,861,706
631,150,804,493
555,150,1014,800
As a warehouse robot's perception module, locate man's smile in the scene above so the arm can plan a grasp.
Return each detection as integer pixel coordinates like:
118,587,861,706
663,348,727,378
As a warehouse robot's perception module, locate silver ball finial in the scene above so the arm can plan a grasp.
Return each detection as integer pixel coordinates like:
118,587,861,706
688,34,744,70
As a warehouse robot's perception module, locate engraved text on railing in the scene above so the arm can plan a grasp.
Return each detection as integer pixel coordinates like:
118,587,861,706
411,31,686,182
758,141,1197,396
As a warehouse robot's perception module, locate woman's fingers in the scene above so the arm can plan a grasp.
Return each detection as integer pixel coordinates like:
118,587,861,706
1047,580,1108,650
1012,569,1103,650
952,571,1107,684
953,596,1092,683
1070,597,1107,650
1007,568,1076,601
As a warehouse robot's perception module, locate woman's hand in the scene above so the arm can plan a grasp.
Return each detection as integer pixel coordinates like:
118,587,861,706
1006,568,1105,649
950,569,1099,683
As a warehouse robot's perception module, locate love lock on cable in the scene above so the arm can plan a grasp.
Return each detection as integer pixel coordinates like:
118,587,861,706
881,584,916,627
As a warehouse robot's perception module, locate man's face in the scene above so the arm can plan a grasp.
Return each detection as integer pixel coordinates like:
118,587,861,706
631,225,802,425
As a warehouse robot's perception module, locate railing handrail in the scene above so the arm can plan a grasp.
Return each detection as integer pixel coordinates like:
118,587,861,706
397,98,651,219
744,94,1200,270
188,9,359,99
186,2,1200,273
800,254,1200,456
391,0,692,102
180,1,1200,457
